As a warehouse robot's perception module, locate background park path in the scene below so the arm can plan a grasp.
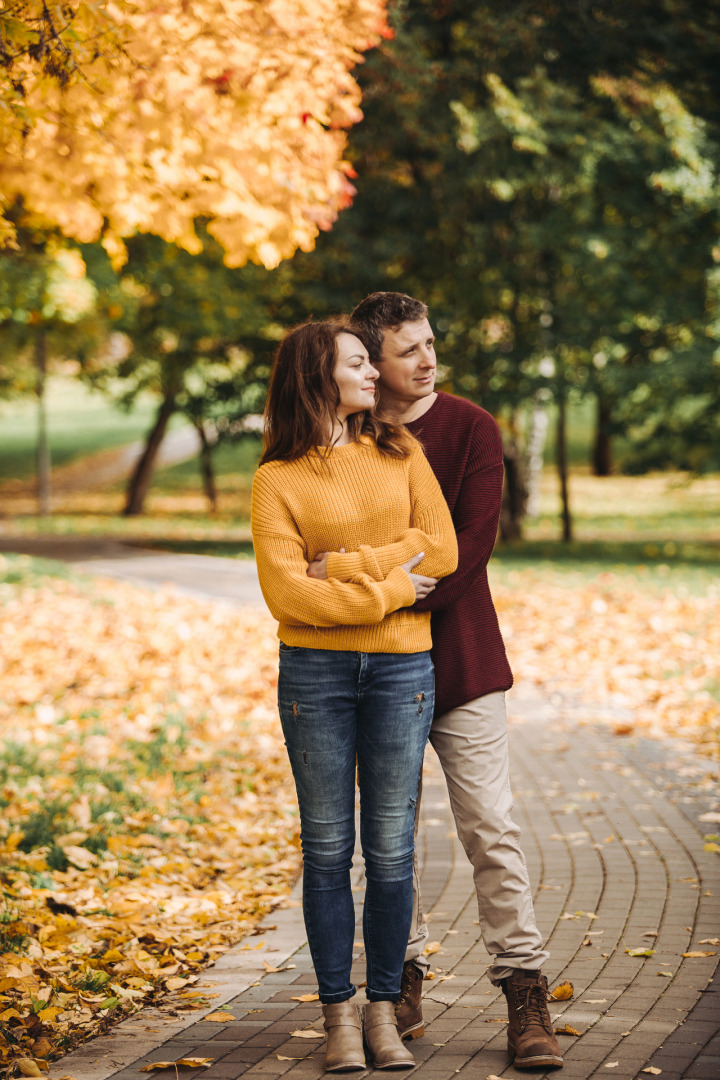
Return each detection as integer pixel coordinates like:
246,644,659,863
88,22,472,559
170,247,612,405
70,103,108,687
2,542,717,1080
0,426,200,500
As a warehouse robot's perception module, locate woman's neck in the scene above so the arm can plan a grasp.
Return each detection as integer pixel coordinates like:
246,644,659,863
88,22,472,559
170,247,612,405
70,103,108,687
320,414,354,447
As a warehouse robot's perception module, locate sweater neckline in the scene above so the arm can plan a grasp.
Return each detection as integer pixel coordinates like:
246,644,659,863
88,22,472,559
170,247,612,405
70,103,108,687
313,436,371,453
405,391,446,430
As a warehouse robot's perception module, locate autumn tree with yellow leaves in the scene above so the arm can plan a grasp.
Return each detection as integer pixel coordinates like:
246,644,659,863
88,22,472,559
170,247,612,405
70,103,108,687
0,0,391,267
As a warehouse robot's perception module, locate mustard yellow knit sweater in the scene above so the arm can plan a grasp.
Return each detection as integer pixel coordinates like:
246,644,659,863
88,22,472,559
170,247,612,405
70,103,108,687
251,437,458,653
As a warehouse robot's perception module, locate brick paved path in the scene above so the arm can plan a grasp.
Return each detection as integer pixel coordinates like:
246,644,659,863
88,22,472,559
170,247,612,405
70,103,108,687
3,541,716,1080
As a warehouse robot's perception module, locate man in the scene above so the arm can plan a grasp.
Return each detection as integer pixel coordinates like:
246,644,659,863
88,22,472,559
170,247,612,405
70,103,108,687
350,292,563,1071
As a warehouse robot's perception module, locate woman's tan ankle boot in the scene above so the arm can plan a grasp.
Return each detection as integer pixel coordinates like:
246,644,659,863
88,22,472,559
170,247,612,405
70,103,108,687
363,1001,415,1069
322,1001,366,1072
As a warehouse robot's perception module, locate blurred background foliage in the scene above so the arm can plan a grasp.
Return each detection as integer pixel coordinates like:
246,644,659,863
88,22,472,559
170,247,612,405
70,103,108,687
1,0,719,540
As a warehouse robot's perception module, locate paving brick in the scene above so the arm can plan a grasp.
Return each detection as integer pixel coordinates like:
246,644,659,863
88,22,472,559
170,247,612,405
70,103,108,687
684,1063,720,1080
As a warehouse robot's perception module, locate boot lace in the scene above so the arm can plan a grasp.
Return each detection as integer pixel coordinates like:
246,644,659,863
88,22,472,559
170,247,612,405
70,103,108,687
397,965,421,1007
515,982,552,1035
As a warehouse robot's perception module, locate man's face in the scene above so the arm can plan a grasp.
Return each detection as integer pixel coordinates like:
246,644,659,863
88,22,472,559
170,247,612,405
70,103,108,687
375,318,436,403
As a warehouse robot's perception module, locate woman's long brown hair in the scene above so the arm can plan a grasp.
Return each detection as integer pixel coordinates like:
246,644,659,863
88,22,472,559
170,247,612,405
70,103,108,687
259,319,415,465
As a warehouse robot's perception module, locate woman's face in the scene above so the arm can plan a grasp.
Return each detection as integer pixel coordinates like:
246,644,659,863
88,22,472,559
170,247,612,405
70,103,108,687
334,333,379,418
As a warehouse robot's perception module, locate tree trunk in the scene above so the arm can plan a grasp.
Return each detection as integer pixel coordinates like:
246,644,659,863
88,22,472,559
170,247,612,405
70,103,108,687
194,419,218,513
525,399,549,517
592,395,613,476
123,393,176,516
556,392,572,542
499,415,527,541
35,329,51,516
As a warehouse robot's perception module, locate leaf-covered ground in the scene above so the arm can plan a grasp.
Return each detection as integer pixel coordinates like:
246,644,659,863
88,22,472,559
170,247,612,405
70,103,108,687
0,555,718,1074
0,559,296,1074
492,569,720,756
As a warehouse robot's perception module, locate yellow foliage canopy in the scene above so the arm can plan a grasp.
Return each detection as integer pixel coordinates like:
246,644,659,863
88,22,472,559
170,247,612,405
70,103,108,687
0,1,390,266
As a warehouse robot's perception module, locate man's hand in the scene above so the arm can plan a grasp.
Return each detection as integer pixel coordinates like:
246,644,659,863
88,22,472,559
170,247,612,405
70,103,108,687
307,548,346,580
401,552,437,602
307,548,436,603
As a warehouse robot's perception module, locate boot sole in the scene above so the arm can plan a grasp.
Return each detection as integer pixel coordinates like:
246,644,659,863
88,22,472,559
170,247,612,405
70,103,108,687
325,1063,367,1073
398,1022,425,1041
513,1054,564,1069
371,1061,416,1070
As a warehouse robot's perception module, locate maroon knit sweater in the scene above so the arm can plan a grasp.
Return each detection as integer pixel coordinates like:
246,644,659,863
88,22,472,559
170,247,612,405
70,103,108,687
406,392,513,716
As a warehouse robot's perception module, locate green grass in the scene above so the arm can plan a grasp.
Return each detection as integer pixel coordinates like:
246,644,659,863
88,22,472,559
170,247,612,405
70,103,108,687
489,539,720,593
0,375,186,482
0,551,75,585
139,538,256,557
151,437,262,490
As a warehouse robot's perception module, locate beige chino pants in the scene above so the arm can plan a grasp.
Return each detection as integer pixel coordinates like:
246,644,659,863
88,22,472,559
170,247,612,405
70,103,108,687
405,691,549,984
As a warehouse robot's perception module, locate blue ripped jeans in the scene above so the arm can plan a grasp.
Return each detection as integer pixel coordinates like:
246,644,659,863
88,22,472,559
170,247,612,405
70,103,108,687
278,646,434,1004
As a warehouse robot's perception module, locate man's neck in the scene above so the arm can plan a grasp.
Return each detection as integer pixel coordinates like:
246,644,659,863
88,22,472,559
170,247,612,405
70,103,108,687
383,392,438,425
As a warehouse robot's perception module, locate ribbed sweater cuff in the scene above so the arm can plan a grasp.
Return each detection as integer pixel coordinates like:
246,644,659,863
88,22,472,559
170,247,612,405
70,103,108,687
383,565,417,609
327,545,383,582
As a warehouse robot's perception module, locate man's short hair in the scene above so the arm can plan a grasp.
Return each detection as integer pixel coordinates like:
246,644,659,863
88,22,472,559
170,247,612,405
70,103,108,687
350,292,429,364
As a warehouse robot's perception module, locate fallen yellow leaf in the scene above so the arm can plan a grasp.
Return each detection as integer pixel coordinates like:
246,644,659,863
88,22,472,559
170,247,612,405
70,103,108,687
641,1069,662,1075
290,994,320,1002
554,1024,582,1036
0,1008,24,1022
604,1063,619,1068
550,981,574,1000
423,942,442,955
290,1030,325,1039
37,1007,62,1023
682,951,717,958
17,1062,46,1078
140,1062,213,1073
204,1012,235,1022
102,948,124,962
698,938,720,945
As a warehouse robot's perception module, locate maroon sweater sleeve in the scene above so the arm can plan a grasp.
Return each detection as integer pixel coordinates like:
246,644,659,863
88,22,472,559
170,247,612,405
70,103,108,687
412,414,503,613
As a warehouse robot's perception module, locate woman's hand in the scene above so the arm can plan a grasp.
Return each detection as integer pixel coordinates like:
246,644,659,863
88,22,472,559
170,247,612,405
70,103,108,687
401,552,437,602
307,548,346,580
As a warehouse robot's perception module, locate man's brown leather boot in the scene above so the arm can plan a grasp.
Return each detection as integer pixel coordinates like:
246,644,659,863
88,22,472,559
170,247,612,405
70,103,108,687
395,961,425,1040
322,1001,366,1071
502,970,564,1069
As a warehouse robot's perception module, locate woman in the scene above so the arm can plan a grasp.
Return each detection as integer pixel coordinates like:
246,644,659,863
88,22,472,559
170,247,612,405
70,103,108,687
251,320,457,1071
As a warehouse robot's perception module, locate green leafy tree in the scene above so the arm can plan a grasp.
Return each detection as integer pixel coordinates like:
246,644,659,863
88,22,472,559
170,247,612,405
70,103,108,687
0,220,106,512
90,232,277,515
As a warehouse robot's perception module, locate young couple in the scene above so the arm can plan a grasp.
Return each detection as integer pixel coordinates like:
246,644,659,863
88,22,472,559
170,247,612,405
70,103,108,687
251,293,563,1072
